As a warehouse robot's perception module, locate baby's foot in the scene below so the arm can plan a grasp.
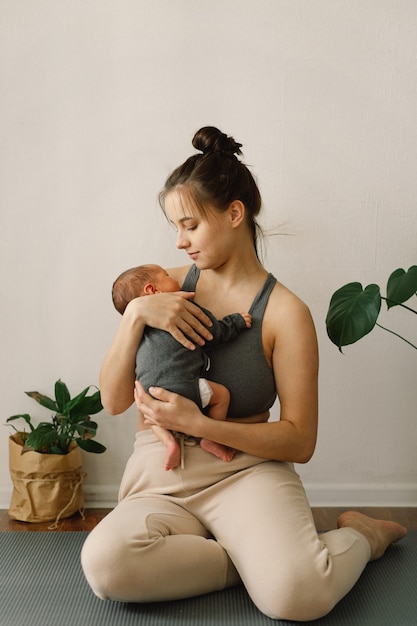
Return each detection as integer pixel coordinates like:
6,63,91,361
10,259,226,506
164,440,181,471
200,439,235,462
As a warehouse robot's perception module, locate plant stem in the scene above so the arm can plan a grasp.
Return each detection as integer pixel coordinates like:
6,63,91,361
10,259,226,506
381,297,417,314
375,323,417,350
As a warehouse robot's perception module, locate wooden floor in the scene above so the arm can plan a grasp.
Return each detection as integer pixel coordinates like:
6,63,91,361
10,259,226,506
1,507,416,532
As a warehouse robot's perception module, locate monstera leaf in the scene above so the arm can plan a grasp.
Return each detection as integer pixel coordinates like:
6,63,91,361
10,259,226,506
326,266,417,352
386,266,417,309
326,283,381,351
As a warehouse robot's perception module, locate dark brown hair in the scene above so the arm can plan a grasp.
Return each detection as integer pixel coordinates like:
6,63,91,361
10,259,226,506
159,127,263,255
112,265,158,314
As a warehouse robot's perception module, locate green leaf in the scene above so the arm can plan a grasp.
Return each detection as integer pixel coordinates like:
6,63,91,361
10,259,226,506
63,386,90,415
49,446,67,455
68,390,103,420
326,282,381,350
76,438,106,453
26,423,59,453
386,266,417,309
75,420,97,438
7,414,35,432
25,391,58,412
54,380,71,412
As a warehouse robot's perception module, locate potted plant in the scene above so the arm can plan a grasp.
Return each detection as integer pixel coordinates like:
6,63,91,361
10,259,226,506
326,265,417,351
7,379,106,526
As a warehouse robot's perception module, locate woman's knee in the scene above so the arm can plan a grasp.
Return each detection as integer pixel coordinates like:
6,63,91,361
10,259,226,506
81,529,139,601
249,570,336,622
81,533,114,600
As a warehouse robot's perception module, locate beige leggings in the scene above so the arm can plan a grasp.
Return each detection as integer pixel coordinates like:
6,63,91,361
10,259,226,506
81,430,371,621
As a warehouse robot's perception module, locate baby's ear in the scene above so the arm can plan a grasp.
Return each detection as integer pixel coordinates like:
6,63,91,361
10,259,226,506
143,283,159,295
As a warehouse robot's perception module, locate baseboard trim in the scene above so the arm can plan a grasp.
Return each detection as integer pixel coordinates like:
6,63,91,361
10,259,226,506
1,483,416,510
0,484,120,511
83,484,120,508
303,483,417,507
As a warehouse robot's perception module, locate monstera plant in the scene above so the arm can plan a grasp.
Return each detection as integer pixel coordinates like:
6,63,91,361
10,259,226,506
326,265,417,352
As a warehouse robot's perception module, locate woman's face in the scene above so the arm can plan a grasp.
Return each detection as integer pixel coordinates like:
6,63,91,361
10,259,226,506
164,190,233,270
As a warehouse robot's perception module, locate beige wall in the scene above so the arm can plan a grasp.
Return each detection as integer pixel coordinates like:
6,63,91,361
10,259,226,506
1,1,416,507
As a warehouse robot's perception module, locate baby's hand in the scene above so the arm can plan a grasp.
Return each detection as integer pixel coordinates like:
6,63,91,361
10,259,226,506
241,313,252,328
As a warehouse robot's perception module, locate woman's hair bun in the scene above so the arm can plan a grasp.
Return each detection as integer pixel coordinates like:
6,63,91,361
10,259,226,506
192,126,242,157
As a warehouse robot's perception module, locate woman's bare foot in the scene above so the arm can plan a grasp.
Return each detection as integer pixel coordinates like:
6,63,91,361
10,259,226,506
200,438,235,462
337,511,407,561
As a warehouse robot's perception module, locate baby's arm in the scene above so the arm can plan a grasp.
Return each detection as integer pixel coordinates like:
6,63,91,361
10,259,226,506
240,313,252,328
207,310,252,345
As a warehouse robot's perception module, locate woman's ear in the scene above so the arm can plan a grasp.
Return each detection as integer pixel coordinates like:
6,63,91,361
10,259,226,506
143,283,160,295
228,200,245,228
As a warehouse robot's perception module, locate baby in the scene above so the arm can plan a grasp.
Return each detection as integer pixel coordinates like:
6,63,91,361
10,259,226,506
112,264,252,470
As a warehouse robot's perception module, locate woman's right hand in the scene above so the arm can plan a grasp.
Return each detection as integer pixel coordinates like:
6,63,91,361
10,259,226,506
100,291,213,415
128,290,213,350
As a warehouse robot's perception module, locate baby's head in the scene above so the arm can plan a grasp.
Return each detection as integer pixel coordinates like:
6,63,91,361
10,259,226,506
112,264,181,314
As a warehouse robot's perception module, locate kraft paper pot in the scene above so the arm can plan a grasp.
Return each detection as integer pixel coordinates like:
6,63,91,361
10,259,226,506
8,434,85,524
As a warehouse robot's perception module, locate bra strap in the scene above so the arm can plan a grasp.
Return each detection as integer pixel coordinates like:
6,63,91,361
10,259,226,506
181,265,200,291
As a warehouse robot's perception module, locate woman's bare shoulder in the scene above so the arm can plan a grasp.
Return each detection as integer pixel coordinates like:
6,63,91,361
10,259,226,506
167,264,193,286
267,280,315,328
262,280,316,365
270,279,307,304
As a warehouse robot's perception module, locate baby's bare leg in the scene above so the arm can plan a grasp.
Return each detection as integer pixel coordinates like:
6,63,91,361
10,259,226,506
200,381,235,462
151,425,181,471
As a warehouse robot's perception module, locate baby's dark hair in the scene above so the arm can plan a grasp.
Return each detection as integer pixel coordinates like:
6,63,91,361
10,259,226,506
112,265,157,315
159,126,263,256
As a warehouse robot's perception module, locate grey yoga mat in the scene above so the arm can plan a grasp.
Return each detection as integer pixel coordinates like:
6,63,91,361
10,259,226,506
1,530,416,626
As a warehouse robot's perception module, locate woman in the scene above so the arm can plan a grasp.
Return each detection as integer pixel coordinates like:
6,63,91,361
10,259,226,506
81,127,406,621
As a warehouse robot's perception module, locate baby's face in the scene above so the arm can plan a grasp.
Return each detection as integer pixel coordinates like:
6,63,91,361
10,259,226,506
154,267,181,293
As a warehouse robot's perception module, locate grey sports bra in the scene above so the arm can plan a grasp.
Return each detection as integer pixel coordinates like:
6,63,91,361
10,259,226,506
182,265,277,418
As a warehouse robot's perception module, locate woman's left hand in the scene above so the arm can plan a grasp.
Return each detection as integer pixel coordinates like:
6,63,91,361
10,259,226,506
134,381,202,434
